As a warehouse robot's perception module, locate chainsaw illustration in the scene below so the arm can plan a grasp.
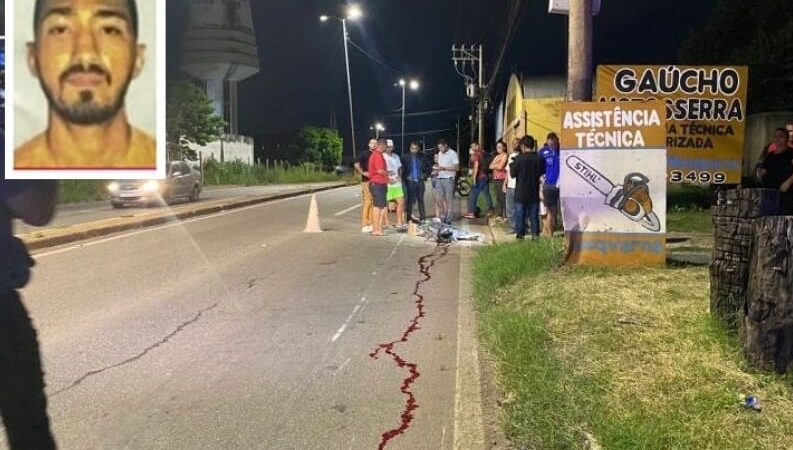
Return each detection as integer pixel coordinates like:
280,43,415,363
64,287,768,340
566,156,661,232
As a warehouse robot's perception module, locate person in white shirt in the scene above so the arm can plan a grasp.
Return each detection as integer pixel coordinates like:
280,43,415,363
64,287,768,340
384,141,406,229
432,139,460,224
503,137,521,234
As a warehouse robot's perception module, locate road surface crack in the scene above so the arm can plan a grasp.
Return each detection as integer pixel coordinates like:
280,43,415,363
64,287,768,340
369,245,449,449
51,302,219,397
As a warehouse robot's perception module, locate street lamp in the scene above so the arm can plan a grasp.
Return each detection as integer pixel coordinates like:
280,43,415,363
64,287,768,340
396,78,420,155
319,5,363,160
370,122,385,139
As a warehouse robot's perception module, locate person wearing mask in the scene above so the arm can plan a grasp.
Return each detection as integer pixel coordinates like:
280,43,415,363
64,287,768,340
539,133,561,237
402,142,430,222
1,154,58,449
759,128,793,214
384,140,406,230
464,142,493,219
432,139,459,224
489,140,509,221
368,139,390,236
510,135,546,240
354,139,377,233
503,137,522,233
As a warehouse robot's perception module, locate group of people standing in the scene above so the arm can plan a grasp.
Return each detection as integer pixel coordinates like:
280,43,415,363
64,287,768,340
355,138,444,236
354,132,560,241
464,133,560,240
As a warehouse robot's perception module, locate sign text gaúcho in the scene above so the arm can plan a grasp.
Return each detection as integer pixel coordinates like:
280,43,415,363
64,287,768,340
596,65,748,185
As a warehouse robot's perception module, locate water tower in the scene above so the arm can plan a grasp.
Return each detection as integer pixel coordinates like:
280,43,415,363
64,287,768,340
181,0,259,136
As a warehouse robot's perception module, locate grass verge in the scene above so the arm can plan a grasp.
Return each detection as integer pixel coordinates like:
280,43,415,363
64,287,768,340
473,241,793,449
58,180,109,204
668,208,713,235
203,160,345,185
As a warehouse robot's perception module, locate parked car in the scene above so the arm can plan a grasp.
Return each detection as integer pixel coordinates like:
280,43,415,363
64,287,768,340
108,161,203,208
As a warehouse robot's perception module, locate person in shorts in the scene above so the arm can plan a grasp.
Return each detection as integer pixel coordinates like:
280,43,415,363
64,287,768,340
384,140,406,229
368,139,390,236
539,132,561,237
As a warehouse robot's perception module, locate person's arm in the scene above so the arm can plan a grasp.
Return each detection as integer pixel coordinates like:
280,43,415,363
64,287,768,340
471,158,480,180
490,154,506,171
782,161,793,192
4,182,58,226
354,159,369,178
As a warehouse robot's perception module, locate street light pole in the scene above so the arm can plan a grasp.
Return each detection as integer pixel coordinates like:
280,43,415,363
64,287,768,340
401,82,406,156
341,18,357,160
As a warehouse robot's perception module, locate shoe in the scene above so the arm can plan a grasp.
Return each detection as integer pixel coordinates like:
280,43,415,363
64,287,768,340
362,226,373,233
516,235,525,240
463,212,476,219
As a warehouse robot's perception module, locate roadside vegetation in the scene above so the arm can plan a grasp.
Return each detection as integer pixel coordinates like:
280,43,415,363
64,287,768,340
473,241,793,449
667,185,713,235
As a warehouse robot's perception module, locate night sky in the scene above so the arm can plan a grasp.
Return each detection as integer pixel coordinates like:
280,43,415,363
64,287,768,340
167,0,719,158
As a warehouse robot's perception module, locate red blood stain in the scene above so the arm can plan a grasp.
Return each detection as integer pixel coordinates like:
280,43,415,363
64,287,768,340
370,245,449,449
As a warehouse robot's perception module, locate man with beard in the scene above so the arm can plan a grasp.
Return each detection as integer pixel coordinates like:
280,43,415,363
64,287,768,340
15,0,155,169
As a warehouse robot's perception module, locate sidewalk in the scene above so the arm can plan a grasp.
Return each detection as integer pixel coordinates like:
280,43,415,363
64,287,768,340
19,182,353,251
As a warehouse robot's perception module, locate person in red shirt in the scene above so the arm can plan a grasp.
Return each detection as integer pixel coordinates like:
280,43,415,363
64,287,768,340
368,139,390,236
463,142,493,219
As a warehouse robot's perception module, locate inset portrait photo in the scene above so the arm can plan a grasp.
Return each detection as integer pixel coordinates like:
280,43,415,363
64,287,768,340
4,0,166,180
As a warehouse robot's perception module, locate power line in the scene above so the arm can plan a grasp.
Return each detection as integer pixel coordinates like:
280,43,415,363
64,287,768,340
488,0,527,95
383,107,467,119
381,127,456,138
347,39,404,76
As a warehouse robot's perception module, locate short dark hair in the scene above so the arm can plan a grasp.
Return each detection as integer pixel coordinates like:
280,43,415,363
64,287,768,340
437,139,448,146
547,132,559,141
410,141,420,148
34,0,140,37
520,135,536,150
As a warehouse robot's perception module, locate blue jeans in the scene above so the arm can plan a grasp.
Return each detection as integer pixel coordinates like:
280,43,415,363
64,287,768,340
514,202,540,238
467,178,493,214
506,187,516,230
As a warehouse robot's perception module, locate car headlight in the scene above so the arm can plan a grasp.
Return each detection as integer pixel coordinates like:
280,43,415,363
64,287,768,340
107,182,120,193
142,180,160,192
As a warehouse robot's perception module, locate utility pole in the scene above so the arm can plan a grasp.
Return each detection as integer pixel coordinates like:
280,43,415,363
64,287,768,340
568,0,593,101
452,44,486,148
456,115,461,152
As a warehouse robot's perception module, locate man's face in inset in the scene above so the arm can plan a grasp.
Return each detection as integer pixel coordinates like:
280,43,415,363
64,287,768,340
29,0,144,126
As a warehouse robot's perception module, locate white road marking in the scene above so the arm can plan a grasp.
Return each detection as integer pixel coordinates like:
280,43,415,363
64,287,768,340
330,304,362,343
328,235,405,345
334,204,362,217
337,357,352,373
32,188,356,259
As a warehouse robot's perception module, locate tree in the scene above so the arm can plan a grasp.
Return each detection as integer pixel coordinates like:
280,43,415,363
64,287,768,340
289,127,343,169
679,0,793,113
166,81,226,161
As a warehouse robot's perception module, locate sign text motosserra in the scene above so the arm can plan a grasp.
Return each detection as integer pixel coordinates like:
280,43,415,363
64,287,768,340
596,65,748,185
560,101,667,266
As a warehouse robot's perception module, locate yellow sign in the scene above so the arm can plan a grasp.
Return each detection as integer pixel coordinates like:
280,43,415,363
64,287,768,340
560,101,667,267
596,65,748,185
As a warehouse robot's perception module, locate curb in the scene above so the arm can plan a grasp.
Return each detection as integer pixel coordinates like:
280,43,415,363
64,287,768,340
22,183,354,251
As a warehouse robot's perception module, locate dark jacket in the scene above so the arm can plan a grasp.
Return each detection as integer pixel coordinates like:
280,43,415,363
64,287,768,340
402,152,432,182
510,152,546,204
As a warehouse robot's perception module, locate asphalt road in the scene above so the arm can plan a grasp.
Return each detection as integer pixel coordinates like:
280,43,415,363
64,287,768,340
13,183,345,236
3,186,469,450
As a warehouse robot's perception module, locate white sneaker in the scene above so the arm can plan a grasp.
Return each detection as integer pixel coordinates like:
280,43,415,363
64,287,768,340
362,225,373,233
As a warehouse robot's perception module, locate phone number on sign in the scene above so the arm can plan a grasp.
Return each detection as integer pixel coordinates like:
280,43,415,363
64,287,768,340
670,170,727,184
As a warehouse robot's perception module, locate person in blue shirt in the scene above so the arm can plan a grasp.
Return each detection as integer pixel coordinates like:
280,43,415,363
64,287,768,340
1,150,58,449
401,141,431,222
539,132,561,238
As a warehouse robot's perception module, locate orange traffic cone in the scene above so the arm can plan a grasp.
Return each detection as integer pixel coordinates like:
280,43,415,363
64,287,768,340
304,194,322,233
